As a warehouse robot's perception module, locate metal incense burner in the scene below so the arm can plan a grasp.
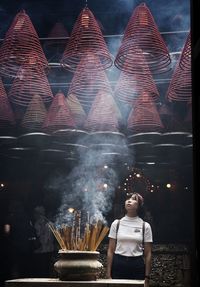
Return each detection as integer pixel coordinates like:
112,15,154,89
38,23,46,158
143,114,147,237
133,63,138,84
54,250,102,281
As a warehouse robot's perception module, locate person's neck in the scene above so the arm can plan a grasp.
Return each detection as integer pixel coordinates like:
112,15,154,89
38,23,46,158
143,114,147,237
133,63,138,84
126,212,138,218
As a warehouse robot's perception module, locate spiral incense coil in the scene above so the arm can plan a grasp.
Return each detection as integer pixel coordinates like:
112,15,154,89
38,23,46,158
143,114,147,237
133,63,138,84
0,10,48,77
61,7,112,72
179,32,191,71
166,56,191,102
84,91,119,132
48,22,69,39
114,3,171,74
43,93,76,133
67,54,113,108
127,92,163,132
66,94,87,128
114,48,159,104
21,94,47,130
8,62,53,106
43,91,66,129
0,78,16,127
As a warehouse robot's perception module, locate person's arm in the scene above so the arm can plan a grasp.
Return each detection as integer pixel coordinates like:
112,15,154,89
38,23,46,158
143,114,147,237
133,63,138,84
106,238,116,279
143,242,152,287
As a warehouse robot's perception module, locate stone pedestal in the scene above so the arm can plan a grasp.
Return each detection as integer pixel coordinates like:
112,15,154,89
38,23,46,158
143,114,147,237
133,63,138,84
5,278,144,287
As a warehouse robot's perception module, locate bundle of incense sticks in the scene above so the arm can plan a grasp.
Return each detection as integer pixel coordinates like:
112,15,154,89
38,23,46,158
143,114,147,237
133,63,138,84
48,220,109,251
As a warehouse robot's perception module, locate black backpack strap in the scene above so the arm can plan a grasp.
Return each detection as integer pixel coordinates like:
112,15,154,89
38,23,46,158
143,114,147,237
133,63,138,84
142,221,145,253
116,219,120,238
115,219,120,250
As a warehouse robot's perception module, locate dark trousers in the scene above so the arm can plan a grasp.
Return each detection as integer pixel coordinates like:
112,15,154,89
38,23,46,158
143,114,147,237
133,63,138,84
111,254,145,280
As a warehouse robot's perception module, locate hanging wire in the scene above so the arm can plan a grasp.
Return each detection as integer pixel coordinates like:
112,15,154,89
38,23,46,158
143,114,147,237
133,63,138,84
85,0,88,7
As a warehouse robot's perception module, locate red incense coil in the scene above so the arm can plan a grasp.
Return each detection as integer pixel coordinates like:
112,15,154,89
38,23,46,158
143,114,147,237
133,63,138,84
179,32,191,70
114,3,171,74
166,56,191,102
21,94,47,130
43,93,76,132
0,10,48,77
61,7,112,72
67,54,113,108
48,22,69,38
43,91,66,129
8,62,53,106
114,48,159,104
0,78,16,127
127,92,163,132
66,94,87,128
84,91,119,132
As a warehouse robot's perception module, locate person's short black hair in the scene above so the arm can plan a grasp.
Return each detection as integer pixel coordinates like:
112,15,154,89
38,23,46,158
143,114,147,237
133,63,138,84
125,192,145,218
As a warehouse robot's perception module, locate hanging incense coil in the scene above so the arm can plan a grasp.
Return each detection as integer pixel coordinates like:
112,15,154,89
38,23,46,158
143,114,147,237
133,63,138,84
179,32,191,70
48,22,69,40
0,78,15,127
21,94,47,130
166,53,191,102
114,3,171,74
8,62,53,106
66,94,87,128
127,92,163,132
114,48,159,104
43,92,76,133
84,91,119,132
45,22,69,62
0,10,48,77
61,7,112,72
67,54,113,108
43,91,66,129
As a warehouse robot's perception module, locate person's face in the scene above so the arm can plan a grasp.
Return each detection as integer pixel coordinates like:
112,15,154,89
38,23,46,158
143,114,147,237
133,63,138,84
125,193,139,213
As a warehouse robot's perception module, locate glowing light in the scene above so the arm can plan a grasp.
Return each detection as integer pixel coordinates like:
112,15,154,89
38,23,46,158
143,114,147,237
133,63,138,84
129,175,132,178
68,207,75,213
104,165,108,169
166,183,171,188
103,183,108,189
150,189,154,193
84,188,88,192
0,183,4,187
136,173,141,178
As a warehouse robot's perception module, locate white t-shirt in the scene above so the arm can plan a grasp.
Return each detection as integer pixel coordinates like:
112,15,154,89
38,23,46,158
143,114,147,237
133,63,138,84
108,215,153,257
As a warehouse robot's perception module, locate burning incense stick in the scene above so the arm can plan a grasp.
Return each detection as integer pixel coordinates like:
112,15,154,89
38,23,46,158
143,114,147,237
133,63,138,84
48,219,109,251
